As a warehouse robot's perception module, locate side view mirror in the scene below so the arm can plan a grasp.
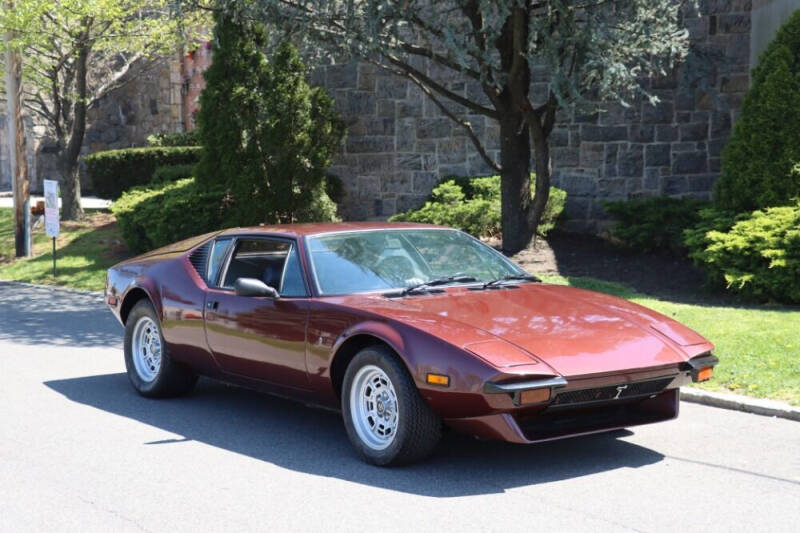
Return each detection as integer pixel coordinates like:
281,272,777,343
234,278,280,299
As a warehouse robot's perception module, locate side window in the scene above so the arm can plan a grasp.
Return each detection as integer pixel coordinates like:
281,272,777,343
207,237,234,286
220,238,307,297
280,246,307,297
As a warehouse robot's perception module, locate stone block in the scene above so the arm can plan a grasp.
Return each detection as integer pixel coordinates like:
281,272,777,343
655,125,679,142
559,173,597,195
563,196,591,220
359,176,381,196
581,125,628,142
672,152,708,174
346,136,394,153
396,100,423,118
377,100,395,118
680,122,708,141
437,138,466,164
358,154,394,173
688,174,717,192
376,76,408,99
618,146,644,177
413,171,439,193
661,176,688,195
350,118,395,136
711,111,732,137
717,13,750,33
397,194,428,213
417,118,452,139
721,75,749,93
438,163,468,176
579,144,604,167
382,173,412,193
629,124,654,143
645,144,671,167
327,63,358,89
357,66,376,91
342,92,376,115
396,153,422,171
550,128,569,147
604,144,619,178
642,100,674,123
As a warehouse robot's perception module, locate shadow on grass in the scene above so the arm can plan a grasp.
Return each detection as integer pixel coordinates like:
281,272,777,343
45,373,664,497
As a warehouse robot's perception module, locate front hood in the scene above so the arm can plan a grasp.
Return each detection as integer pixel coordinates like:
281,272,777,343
347,284,711,377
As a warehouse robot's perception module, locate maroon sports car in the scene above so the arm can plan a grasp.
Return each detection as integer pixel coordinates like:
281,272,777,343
105,222,717,465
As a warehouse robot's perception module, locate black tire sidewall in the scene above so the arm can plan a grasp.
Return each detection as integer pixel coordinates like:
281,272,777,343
123,300,169,397
341,347,433,466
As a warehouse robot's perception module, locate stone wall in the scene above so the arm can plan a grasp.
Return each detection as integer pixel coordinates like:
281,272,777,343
317,1,754,231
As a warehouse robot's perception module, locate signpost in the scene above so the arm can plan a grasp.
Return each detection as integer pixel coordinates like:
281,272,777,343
43,179,60,277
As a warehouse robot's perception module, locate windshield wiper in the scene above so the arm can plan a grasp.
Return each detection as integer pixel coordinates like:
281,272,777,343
399,275,478,296
481,274,540,290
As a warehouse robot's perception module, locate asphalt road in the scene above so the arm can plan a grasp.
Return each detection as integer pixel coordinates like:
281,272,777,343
1,282,798,532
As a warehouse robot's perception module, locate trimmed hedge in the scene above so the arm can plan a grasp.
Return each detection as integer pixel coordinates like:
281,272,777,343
603,196,711,254
684,202,800,303
111,178,225,254
86,146,202,200
389,175,566,238
152,164,195,184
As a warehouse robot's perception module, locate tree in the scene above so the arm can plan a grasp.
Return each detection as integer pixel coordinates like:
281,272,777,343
0,1,205,219
210,0,692,252
715,9,800,212
195,12,345,226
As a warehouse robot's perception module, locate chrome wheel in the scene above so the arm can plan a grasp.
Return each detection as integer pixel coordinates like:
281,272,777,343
131,316,162,383
349,365,399,450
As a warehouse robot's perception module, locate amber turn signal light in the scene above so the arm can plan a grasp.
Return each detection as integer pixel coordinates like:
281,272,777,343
518,388,551,405
697,366,713,382
426,373,450,387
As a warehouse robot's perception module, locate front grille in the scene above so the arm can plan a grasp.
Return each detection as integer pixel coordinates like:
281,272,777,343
188,243,211,281
551,376,674,407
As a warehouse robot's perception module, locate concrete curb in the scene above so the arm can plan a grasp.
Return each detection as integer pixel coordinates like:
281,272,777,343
681,387,800,422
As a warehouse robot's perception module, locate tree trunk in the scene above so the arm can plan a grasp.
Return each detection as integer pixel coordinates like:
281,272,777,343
4,28,31,257
499,113,534,254
528,119,552,241
60,41,90,220
58,156,83,221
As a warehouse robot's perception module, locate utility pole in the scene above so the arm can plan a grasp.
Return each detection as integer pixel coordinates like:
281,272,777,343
3,4,31,257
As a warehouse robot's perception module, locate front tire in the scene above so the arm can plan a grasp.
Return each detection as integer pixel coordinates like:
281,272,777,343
124,300,197,398
342,346,442,466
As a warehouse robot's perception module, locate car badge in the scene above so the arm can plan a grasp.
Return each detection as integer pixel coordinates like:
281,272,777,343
614,384,628,399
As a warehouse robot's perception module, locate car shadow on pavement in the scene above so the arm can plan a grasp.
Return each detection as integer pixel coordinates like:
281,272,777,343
45,373,665,497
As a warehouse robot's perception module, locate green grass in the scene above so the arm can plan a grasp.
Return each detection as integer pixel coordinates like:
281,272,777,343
0,208,128,291
541,274,800,406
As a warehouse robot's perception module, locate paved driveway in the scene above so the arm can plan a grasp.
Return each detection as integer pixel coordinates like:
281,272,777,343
0,282,798,532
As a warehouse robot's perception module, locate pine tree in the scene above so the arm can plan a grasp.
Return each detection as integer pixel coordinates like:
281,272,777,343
195,13,344,225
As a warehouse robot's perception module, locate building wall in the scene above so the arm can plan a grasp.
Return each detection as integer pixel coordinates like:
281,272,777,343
318,1,756,231
751,0,800,66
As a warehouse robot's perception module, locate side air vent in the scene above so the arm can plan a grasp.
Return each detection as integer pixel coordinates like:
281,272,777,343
188,243,211,281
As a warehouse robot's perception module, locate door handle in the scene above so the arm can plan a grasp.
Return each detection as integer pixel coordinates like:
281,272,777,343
206,300,219,310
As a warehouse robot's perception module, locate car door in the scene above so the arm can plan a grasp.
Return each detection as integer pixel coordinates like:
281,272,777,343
203,236,311,391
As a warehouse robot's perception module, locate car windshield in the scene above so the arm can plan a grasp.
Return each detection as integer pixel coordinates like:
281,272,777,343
307,229,526,295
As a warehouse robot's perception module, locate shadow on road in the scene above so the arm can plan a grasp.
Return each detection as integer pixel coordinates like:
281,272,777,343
0,282,122,348
45,373,665,496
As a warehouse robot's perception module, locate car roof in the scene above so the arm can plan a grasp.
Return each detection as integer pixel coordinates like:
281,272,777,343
216,221,447,239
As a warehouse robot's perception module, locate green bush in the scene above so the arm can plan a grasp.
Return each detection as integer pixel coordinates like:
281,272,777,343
389,175,566,238
195,14,344,226
714,10,800,211
603,197,711,254
683,202,800,303
86,146,202,200
152,164,196,184
146,131,200,147
111,178,225,254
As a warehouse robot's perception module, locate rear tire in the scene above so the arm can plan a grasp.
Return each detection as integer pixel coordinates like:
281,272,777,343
342,345,441,466
124,300,197,398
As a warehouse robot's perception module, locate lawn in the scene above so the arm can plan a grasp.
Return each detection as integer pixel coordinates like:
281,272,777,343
0,207,128,291
541,275,800,406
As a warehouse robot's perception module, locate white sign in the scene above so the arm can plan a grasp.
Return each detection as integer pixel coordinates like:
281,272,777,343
43,179,60,238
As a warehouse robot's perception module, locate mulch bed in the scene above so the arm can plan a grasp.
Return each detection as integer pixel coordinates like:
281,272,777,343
510,231,731,305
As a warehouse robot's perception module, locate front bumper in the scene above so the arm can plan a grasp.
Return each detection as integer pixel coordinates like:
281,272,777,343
446,388,680,444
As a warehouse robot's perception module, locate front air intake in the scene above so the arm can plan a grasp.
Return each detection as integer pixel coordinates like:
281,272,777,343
188,243,211,281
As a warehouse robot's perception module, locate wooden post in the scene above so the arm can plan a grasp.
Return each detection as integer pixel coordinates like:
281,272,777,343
3,6,31,257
